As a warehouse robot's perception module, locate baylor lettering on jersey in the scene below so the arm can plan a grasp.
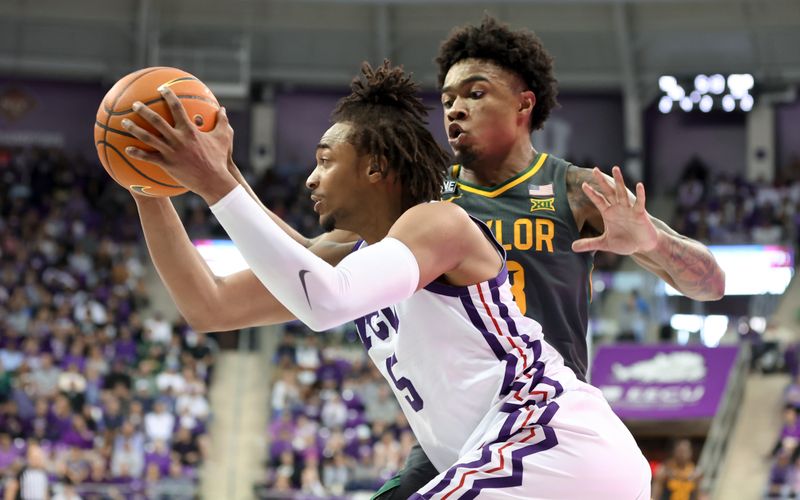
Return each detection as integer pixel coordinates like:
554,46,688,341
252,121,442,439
442,153,593,381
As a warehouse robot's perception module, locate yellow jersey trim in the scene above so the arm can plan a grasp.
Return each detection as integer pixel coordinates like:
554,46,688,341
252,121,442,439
456,153,549,199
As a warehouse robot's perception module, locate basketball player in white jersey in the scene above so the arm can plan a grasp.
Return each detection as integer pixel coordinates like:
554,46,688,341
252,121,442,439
123,61,651,498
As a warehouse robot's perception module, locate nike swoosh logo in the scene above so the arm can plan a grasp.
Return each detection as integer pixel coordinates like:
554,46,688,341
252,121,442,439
298,270,312,309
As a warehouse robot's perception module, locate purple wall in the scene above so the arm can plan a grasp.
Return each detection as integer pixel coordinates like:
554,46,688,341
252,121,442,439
0,78,250,168
543,93,625,169
274,90,346,170
777,99,800,171
0,78,105,158
645,108,746,193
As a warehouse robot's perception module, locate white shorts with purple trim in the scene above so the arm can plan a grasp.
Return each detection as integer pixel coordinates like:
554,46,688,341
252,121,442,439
410,384,652,499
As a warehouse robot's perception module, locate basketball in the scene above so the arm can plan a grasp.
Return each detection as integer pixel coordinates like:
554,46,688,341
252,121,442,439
94,67,219,197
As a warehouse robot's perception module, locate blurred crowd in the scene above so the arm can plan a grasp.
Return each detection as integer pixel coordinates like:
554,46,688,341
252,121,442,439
672,156,800,250
0,147,217,499
255,326,414,498
768,375,800,498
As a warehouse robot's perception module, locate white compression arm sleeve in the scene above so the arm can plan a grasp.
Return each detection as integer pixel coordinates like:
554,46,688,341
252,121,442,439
210,185,420,331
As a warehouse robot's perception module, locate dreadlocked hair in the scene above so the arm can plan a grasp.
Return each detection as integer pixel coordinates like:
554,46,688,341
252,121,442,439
332,60,451,206
436,15,559,131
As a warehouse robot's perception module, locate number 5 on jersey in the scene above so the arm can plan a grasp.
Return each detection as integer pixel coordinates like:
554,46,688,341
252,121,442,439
386,354,423,412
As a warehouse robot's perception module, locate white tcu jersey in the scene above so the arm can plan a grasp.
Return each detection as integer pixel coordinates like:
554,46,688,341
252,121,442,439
353,220,579,471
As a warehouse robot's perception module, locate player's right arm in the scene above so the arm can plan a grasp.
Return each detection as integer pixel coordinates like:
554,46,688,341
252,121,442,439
133,194,353,332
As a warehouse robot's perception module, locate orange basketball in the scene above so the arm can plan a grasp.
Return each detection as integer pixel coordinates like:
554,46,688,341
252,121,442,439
94,67,220,197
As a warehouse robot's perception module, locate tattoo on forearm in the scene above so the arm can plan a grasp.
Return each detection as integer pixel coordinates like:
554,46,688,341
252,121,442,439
649,215,721,298
664,236,720,296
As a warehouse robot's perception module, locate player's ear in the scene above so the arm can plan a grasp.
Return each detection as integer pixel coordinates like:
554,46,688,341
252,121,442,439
519,90,536,118
366,155,388,183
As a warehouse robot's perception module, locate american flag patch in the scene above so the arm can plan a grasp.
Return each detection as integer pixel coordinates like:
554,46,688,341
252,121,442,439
528,183,553,197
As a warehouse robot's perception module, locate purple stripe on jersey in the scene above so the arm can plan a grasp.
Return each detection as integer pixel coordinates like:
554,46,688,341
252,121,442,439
460,292,521,395
461,426,559,499
535,401,559,426
351,239,366,253
532,338,542,360
541,376,565,397
502,390,561,415
412,403,561,499
489,283,520,337
498,410,522,440
458,294,507,360
411,443,497,498
487,285,554,399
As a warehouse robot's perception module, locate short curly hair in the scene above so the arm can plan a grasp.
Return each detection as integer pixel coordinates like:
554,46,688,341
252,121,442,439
436,15,559,131
332,61,450,206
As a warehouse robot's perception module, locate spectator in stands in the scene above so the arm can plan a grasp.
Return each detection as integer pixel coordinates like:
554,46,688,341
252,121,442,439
0,400,25,439
0,361,13,404
373,430,402,479
322,451,349,496
144,400,175,444
769,449,794,498
28,353,60,399
271,370,300,419
0,431,22,472
320,393,348,430
773,407,800,460
112,421,145,477
101,396,125,433
155,364,185,395
673,170,800,247
300,455,326,496
51,478,82,500
58,363,87,410
61,414,94,450
785,375,800,411
273,449,299,489
176,384,209,422
618,290,650,343
145,312,173,345
365,385,400,425
171,426,201,467
652,438,702,500
3,442,50,500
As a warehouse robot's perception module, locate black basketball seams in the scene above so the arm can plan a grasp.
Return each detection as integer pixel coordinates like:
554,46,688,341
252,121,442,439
94,120,135,138
101,67,162,180
97,140,183,189
103,94,218,116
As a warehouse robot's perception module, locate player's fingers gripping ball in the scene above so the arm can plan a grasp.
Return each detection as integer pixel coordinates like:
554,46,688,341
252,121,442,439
94,67,219,197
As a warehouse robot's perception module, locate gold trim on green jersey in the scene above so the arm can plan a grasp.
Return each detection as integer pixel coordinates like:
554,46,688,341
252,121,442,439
452,153,549,198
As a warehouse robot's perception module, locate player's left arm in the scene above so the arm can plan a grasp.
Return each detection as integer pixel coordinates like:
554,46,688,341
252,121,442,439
568,165,725,301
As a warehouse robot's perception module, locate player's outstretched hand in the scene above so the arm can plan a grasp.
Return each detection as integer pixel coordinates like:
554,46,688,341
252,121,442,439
121,86,238,205
571,166,659,255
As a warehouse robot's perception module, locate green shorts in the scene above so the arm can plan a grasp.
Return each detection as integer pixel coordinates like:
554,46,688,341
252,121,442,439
372,443,439,499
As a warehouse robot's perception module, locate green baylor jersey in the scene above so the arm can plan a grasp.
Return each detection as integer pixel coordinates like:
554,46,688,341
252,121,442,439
442,152,593,381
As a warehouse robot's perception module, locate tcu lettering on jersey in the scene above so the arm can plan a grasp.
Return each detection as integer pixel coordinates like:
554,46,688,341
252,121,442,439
354,307,399,351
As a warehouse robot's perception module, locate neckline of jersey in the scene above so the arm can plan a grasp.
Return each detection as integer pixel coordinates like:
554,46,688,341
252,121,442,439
453,152,548,198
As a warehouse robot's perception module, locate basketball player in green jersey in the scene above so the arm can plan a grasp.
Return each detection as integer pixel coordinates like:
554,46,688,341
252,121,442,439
371,16,725,499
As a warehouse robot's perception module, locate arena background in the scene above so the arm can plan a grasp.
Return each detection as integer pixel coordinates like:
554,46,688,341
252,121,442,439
1,1,799,498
